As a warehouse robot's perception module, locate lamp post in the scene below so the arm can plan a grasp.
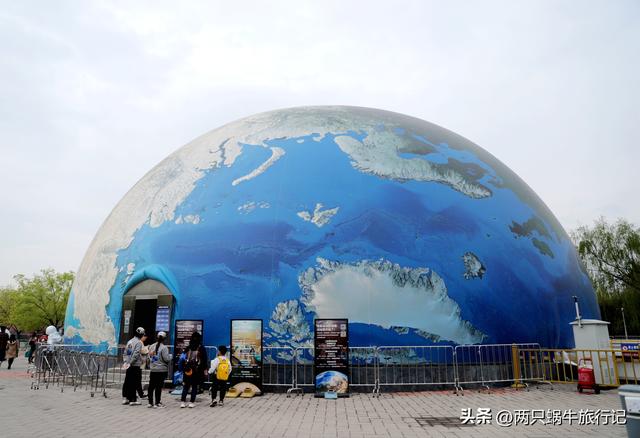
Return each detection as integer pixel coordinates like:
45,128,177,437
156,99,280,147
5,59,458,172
622,307,629,339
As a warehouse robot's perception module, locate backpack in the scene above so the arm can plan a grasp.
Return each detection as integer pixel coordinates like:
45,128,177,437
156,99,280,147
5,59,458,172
216,357,231,381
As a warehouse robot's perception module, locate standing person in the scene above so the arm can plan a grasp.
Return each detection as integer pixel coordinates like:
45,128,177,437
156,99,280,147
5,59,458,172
136,333,149,399
6,334,19,369
27,333,38,364
0,325,9,368
122,327,145,406
147,331,171,408
208,345,232,407
179,331,208,408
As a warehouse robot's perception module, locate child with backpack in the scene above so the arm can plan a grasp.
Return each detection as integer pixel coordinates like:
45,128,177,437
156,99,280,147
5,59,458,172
208,345,232,407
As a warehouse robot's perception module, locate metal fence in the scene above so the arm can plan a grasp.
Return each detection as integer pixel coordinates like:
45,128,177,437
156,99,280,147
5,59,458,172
519,347,640,387
377,345,455,392
262,346,295,393
31,342,640,398
451,343,542,392
30,344,115,397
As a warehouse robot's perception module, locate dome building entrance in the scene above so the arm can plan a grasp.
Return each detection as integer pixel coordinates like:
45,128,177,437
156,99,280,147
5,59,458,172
119,279,174,345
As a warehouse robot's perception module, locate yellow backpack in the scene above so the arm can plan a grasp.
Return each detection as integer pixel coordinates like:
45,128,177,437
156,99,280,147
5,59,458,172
216,357,231,381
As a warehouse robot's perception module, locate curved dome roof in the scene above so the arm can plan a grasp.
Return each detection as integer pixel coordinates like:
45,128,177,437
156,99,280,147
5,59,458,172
64,106,598,347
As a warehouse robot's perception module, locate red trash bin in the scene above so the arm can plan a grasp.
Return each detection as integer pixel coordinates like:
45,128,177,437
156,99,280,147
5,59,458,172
577,358,600,394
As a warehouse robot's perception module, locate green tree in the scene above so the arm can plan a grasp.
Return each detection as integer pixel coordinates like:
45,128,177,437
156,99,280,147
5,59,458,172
572,218,640,336
0,286,19,325
11,269,74,331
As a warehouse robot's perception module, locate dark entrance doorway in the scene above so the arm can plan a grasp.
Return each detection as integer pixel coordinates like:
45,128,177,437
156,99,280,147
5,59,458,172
133,298,157,343
119,279,175,346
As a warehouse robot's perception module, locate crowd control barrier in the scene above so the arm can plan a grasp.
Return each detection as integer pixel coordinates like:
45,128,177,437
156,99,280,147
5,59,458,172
519,347,640,387
454,343,541,392
262,346,296,393
377,345,455,392
350,346,380,395
29,342,640,399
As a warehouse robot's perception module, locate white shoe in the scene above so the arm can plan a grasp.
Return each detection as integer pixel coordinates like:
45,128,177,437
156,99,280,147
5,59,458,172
180,402,186,408
155,403,166,408
122,399,130,405
130,401,141,406
147,404,156,409
188,403,195,408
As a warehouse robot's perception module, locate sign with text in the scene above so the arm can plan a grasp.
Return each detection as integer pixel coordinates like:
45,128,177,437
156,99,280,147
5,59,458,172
230,319,263,391
621,343,639,360
123,310,132,334
314,319,349,397
155,306,171,332
174,319,203,353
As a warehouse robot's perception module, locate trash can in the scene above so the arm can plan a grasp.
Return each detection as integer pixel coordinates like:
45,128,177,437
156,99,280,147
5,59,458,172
618,385,640,437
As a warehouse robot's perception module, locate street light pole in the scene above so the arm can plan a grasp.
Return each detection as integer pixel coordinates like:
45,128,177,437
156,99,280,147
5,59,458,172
622,307,629,339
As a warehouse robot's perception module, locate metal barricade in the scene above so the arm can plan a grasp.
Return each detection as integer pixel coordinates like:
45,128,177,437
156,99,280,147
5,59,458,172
349,346,380,396
293,346,315,395
262,346,296,394
454,343,541,392
519,347,547,386
614,347,640,385
203,345,219,364
377,345,456,393
479,343,540,389
523,348,621,387
454,345,483,392
34,341,640,398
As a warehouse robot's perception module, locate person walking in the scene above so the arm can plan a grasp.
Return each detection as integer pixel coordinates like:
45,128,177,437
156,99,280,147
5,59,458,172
208,345,232,407
179,331,208,408
0,325,9,368
147,331,171,408
27,333,38,364
6,334,19,369
122,327,145,406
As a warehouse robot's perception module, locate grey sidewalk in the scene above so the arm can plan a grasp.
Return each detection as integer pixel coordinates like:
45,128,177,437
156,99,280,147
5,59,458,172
0,357,628,437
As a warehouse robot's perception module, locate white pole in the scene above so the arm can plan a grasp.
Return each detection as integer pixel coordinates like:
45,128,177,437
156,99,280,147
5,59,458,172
573,296,582,328
622,307,629,339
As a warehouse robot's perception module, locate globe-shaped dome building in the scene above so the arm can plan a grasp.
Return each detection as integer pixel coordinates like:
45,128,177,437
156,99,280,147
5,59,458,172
64,106,598,349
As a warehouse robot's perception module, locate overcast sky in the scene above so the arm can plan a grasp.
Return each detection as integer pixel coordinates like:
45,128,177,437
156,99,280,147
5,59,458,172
1,1,638,285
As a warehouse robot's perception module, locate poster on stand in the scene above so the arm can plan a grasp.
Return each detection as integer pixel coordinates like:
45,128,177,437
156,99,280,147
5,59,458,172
230,319,263,392
174,319,204,353
314,319,349,397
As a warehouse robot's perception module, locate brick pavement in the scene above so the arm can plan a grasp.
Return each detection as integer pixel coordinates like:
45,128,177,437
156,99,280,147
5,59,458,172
0,357,629,437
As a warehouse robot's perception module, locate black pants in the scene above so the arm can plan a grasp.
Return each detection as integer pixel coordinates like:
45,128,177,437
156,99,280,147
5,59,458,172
7,358,14,369
181,378,199,403
137,372,145,397
148,372,166,405
29,346,36,363
210,377,228,402
122,366,142,402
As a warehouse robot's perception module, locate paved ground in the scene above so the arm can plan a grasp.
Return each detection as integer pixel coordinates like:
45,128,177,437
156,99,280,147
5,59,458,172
0,357,630,437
